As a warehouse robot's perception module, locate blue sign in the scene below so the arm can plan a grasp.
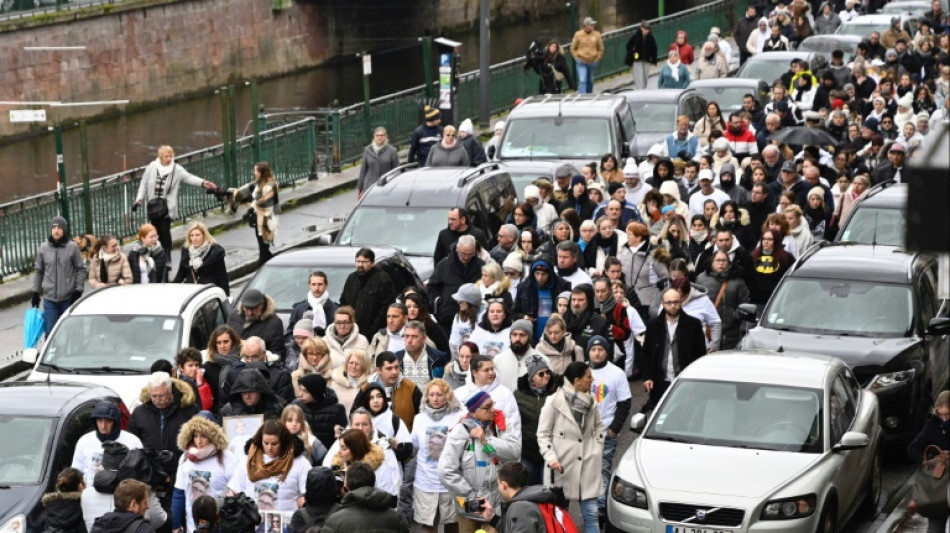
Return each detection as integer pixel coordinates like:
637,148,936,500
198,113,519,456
440,53,451,66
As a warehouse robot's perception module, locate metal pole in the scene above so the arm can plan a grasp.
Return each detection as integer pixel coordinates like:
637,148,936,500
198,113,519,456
80,120,93,236
228,85,239,178
421,37,434,99
219,88,232,188
479,0,490,126
360,52,372,140
53,124,70,224
658,0,665,17
567,2,578,82
250,80,262,164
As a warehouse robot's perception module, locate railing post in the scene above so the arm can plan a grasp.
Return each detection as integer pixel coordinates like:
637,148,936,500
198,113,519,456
479,0,490,127
421,37,434,99
249,80,262,164
306,118,318,180
331,110,342,173
228,85,239,176
80,120,93,236
53,124,70,225
566,2,578,83
219,88,233,188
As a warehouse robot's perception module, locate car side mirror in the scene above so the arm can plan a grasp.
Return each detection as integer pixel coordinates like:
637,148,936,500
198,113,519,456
927,317,950,336
630,413,647,434
737,303,758,322
22,348,38,364
316,234,333,246
621,143,631,159
833,431,869,452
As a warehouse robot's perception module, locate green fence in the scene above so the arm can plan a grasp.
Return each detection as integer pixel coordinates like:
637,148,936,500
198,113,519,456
328,0,740,167
0,119,316,279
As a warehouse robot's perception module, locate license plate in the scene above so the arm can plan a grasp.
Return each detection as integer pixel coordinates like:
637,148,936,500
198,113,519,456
666,526,729,533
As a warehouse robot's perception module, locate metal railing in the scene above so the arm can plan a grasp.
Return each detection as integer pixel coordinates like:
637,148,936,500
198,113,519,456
0,118,315,278
0,0,118,21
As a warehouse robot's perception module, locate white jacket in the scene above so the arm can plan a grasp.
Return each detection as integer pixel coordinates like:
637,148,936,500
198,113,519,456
492,347,551,391
455,377,523,439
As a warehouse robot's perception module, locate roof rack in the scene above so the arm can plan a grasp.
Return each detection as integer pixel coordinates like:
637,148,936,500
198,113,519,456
378,163,419,187
791,240,837,272
458,162,501,187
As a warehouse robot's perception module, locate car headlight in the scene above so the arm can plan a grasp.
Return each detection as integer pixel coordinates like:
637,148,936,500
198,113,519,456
611,476,648,509
0,514,25,533
761,494,817,520
868,368,916,391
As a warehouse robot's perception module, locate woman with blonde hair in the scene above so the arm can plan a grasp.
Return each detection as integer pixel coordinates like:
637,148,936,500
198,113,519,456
476,262,512,316
291,337,332,397
329,349,371,413
127,223,169,284
280,403,328,465
228,161,279,265
411,379,464,533
173,415,238,532
534,314,583,375
784,204,814,255
173,222,229,295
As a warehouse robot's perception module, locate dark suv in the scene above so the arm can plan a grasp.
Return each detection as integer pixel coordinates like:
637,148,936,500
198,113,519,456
738,243,949,441
835,182,906,246
333,163,517,280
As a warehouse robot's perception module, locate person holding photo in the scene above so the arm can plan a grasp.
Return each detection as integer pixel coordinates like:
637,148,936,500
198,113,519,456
172,415,239,533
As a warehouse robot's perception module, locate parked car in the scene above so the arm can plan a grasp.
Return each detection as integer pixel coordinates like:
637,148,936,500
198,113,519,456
798,35,863,64
686,78,771,119
836,14,918,38
332,163,518,280
881,1,931,16
835,182,906,246
615,89,707,161
738,243,949,441
607,352,882,533
0,382,128,533
24,284,230,406
734,51,820,86
233,245,425,331
499,160,579,197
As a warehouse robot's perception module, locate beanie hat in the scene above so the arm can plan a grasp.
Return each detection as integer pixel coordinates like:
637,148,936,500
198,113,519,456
897,92,913,109
807,186,825,199
558,290,572,302
661,204,675,215
586,335,609,355
570,175,586,188
608,182,624,196
452,283,482,306
51,216,67,229
623,159,640,178
424,105,440,120
196,410,220,425
299,374,328,401
523,185,541,201
832,98,845,110
863,117,880,132
525,355,551,382
511,319,533,336
293,314,314,338
712,138,731,152
494,121,506,131
465,390,492,413
502,253,523,273
459,118,474,134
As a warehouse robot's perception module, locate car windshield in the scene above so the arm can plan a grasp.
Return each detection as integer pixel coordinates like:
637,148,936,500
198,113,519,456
508,173,549,197
41,315,182,372
645,379,823,453
0,416,55,485
764,278,913,336
736,59,793,85
690,87,752,114
626,101,678,132
837,23,891,36
244,265,352,311
882,3,927,14
499,117,612,159
838,207,905,246
337,206,447,256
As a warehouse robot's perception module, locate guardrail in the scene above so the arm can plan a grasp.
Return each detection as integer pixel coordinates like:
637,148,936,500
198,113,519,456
0,118,316,278
0,0,117,21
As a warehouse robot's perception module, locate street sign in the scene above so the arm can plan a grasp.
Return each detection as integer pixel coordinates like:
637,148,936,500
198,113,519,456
362,54,372,76
9,109,46,122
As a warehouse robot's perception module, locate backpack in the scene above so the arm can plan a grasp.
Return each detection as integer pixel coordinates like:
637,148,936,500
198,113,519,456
537,502,579,533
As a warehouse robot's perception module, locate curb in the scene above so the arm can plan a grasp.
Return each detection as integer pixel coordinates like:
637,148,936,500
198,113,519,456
871,472,917,533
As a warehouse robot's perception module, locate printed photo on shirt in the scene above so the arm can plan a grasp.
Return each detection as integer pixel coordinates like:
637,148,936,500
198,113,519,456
255,481,280,511
483,341,505,357
189,470,212,501
425,426,448,462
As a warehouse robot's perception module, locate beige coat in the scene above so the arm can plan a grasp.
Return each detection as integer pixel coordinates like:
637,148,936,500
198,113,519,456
537,386,605,500
570,29,604,64
88,251,132,289
328,364,368,414
323,323,370,369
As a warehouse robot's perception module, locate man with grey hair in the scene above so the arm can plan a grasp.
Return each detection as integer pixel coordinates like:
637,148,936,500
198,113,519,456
692,41,728,80
220,335,295,403
491,224,519,264
555,240,592,287
757,130,784,173
428,234,485,332
393,319,449,386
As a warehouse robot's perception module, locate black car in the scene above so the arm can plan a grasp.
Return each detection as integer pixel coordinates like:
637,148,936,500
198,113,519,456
0,382,127,532
615,88,707,161
333,163,518,280
235,245,425,331
686,78,771,119
738,243,949,441
835,182,906,246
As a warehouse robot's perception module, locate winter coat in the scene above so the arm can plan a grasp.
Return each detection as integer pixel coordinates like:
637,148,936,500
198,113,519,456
562,284,611,354
42,491,87,533
637,311,707,383
693,115,725,147
514,374,557,465
219,367,287,420
230,178,279,245
500,486,560,533
328,363,368,413
286,297,339,341
172,416,235,532
288,467,339,533
815,11,841,34
534,333,583,375
291,349,333,398
127,378,200,465
340,265,396,341
227,295,286,357
394,344,450,382
433,226,491,266
907,414,950,464
658,62,690,89
529,46,576,94
294,389,348,450
202,351,239,415
88,251,132,290
221,357,295,405
618,240,670,309
625,29,658,66
319,486,410,533
426,142,471,167
570,29,604,64
692,53,728,80
537,385,605,501
439,414,522,520
352,376,422,431
34,235,86,302
427,245,485,330
408,123,443,166
172,243,229,296
135,161,205,220
127,243,169,284
512,260,572,335
89,511,155,533
695,268,751,350
734,15,759,55
461,135,488,166
358,143,399,193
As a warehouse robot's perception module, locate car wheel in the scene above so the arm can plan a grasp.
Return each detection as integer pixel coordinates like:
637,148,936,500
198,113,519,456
859,452,882,517
816,500,836,533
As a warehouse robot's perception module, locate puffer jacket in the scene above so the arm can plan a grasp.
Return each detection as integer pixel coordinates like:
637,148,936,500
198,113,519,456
294,388,348,450
426,142,471,167
127,378,200,464
291,350,333,398
227,295,286,357
537,385,605,500
514,374,557,465
42,491,87,533
328,363,368,414
33,235,86,302
501,486,560,533
220,367,286,420
320,486,409,533
88,251,133,289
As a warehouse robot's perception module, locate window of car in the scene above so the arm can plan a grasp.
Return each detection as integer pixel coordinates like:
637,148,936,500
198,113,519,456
627,100,680,133
41,315,183,372
189,306,211,350
918,273,936,331
838,206,905,245
244,264,351,310
620,106,636,143
56,401,97,476
338,206,447,256
0,416,56,485
830,376,856,444
499,117,613,159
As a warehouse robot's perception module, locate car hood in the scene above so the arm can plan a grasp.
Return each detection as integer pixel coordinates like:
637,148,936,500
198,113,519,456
742,327,919,370
26,370,143,410
0,484,43,526
630,133,666,160
406,255,433,283
637,439,818,498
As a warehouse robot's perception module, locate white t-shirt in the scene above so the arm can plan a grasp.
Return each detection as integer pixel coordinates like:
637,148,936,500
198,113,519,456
558,268,593,288
468,326,511,358
227,454,310,512
590,363,632,432
449,316,476,356
175,451,240,532
688,188,731,218
71,431,143,487
411,409,465,493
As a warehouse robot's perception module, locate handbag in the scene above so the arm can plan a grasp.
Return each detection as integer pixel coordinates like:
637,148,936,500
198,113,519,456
911,445,950,519
146,198,168,219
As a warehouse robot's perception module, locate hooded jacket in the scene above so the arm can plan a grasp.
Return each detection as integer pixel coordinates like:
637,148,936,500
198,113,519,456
288,467,340,533
128,378,200,464
221,359,295,404
319,486,409,533
815,4,841,34
89,510,154,533
341,264,396,339
294,388,348,450
172,416,235,532
618,240,671,309
227,295,286,357
42,491,87,533
72,402,143,487
291,349,333,398
427,243,486,330
534,331,584,375
562,283,611,354
514,374,557,465
34,233,86,302
512,260,572,339
500,486,561,533
329,358,369,413
220,368,287,420
669,31,694,65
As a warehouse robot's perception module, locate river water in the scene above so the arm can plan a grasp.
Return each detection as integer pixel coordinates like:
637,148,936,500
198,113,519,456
0,7,650,202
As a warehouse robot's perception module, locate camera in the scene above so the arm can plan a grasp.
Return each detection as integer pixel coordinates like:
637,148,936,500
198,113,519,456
464,498,485,513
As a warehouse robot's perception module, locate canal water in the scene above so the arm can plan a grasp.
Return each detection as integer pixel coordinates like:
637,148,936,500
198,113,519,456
0,6,651,202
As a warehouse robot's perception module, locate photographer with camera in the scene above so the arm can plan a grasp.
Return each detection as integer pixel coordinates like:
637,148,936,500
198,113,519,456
524,40,575,95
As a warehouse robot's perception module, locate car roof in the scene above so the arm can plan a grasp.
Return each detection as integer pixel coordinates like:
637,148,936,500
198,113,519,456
856,182,907,208
510,93,627,117
687,79,764,89
791,244,917,284
499,160,568,173
263,245,401,267
0,382,119,417
618,89,694,102
679,351,838,389
744,51,814,62
70,284,216,316
363,165,504,207
846,14,903,23
800,34,863,47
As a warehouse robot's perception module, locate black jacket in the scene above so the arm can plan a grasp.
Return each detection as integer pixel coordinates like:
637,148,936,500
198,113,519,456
513,260,572,321
90,511,154,533
637,311,707,383
127,246,169,284
320,486,410,533
461,135,488,166
427,245,485,330
907,414,950,464
433,226,490,266
127,378,200,465
203,351,240,415
172,243,229,296
558,193,597,221
286,297,339,340
562,283,611,356
293,389,348,450
42,491,87,533
514,374,556,464
340,265,396,339
871,162,905,186
227,295,286,357
625,29,658,65
220,367,287,420
288,467,339,533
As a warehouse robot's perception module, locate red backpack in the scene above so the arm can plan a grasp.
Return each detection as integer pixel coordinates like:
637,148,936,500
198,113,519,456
537,502,580,533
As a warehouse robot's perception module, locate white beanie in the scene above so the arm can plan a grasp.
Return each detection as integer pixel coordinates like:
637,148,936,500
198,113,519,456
897,92,913,110
494,121,506,132
523,185,541,201
459,118,474,134
623,159,640,178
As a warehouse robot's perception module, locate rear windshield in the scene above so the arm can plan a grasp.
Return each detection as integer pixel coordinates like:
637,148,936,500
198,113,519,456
837,207,905,246
499,117,612,159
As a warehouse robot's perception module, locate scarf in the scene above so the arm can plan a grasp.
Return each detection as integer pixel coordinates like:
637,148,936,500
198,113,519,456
371,141,387,154
450,360,468,381
96,421,121,443
564,304,592,334
186,441,219,463
246,443,295,483
667,60,681,82
156,159,175,177
543,333,566,353
596,292,617,317
131,240,159,274
423,402,458,422
479,281,501,299
308,290,330,332
188,242,211,270
98,249,118,283
561,381,594,428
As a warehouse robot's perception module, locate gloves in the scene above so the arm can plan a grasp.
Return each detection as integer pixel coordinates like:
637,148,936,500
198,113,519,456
131,203,138,212
31,292,40,308
71,291,82,304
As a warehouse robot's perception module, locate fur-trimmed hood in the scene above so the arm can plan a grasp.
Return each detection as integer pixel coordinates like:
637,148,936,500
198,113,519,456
330,442,385,471
710,206,751,227
41,491,82,506
137,376,197,408
177,415,230,452
235,294,278,322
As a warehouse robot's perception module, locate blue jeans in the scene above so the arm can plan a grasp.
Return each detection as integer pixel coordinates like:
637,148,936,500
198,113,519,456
43,298,71,338
599,434,618,510
579,497,600,533
576,62,597,93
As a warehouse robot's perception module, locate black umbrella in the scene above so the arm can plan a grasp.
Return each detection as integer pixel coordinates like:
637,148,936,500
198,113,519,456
767,126,840,147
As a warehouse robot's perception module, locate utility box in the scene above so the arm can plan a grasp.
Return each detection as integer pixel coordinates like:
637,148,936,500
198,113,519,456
434,37,462,126
905,121,949,253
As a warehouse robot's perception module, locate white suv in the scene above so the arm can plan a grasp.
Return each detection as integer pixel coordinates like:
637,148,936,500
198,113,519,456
24,284,229,406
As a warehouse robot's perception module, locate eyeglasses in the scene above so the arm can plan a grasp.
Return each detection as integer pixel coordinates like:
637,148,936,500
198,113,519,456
536,370,551,377
486,298,505,304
